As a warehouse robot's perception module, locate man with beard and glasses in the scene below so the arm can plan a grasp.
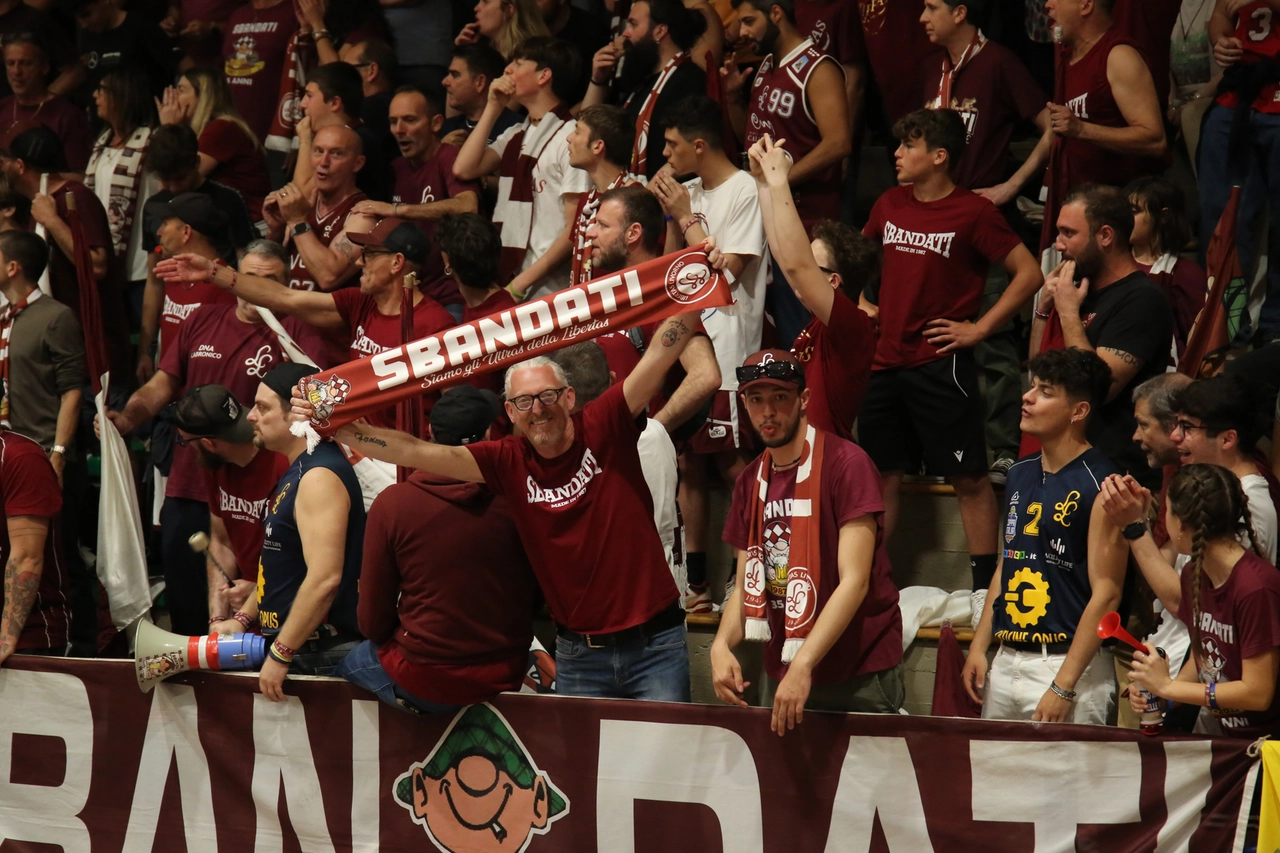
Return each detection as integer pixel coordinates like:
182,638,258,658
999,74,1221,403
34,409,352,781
584,0,708,180
350,85,480,320
712,348,904,733
173,384,287,628
1032,183,1173,489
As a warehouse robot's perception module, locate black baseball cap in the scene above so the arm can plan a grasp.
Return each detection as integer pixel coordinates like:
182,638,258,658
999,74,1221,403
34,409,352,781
348,217,430,266
430,386,500,445
144,192,228,237
262,363,318,406
173,385,254,443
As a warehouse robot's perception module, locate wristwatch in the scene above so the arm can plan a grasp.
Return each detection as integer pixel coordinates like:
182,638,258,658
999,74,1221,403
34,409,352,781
291,222,311,238
51,445,66,455
1122,521,1147,541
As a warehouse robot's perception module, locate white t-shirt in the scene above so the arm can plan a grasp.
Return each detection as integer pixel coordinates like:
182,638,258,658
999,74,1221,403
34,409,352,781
490,116,591,298
638,418,685,601
685,169,768,391
1148,472,1277,677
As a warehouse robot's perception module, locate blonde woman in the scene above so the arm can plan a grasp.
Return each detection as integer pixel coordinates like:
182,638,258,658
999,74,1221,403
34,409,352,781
456,0,550,59
157,67,271,221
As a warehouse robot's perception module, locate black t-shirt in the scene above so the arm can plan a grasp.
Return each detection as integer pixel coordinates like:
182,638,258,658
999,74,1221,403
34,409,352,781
1081,271,1173,488
622,60,706,179
440,108,523,144
555,5,611,104
354,123,393,203
360,90,401,165
143,180,256,266
78,13,178,97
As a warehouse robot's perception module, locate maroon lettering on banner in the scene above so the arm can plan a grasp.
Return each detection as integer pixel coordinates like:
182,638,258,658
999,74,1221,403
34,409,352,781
296,248,732,437
0,658,1258,852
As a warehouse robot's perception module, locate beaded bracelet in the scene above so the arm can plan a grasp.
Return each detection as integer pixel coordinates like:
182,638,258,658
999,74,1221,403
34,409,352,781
680,213,708,237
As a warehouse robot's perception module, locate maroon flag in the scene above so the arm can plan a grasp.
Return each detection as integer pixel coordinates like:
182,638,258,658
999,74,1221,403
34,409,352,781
930,623,982,718
395,275,423,483
66,193,109,395
1180,186,1241,377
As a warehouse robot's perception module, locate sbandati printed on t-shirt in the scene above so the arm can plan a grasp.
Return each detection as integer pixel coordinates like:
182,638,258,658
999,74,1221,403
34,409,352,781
291,247,734,442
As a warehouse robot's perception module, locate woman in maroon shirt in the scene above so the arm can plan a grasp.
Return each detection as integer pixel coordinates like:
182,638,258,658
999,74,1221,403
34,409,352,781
158,67,271,222
1129,463,1280,741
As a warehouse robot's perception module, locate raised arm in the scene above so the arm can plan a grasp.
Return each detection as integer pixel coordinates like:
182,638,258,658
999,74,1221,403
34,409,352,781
288,210,376,292
623,310,704,417
653,333,721,431
154,253,346,330
454,79,514,181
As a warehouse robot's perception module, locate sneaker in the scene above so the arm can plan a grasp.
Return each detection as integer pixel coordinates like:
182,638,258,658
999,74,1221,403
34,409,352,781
970,589,987,627
989,455,1015,486
685,582,713,613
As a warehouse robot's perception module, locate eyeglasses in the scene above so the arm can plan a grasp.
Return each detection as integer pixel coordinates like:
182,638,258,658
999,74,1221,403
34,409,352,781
818,266,836,276
736,361,803,386
1173,419,1213,435
509,386,568,412
361,247,394,258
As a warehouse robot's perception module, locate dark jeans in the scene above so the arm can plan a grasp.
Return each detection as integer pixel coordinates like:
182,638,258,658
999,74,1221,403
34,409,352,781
158,497,210,636
291,639,361,676
335,639,461,714
554,622,691,701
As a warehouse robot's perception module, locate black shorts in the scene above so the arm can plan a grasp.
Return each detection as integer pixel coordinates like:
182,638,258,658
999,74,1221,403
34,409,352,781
858,352,988,477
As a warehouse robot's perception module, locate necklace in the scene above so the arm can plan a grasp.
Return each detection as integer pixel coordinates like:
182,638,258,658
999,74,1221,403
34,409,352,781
1178,0,1210,42
10,95,45,129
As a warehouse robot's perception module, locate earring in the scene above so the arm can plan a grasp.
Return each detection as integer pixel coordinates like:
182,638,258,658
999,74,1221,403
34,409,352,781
444,264,454,276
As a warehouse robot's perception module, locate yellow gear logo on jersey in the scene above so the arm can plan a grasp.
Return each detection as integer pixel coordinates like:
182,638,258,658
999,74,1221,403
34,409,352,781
1004,567,1051,627
1053,490,1081,526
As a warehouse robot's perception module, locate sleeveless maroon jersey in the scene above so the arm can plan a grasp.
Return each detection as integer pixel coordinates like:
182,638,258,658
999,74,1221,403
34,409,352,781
744,39,844,228
1217,0,1280,112
1058,28,1159,189
288,190,368,292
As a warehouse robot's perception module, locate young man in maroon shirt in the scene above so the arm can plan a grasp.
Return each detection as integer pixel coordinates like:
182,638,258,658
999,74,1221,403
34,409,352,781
310,307,712,701
351,85,480,322
173,384,286,625
861,108,1041,606
713,349,904,731
335,385,540,713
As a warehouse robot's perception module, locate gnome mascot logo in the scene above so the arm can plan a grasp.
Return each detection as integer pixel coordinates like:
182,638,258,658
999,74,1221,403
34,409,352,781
394,704,569,852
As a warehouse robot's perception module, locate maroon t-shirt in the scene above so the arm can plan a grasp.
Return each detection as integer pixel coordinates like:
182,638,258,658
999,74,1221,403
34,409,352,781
1137,257,1207,362
205,446,287,583
159,278,237,362
467,382,679,634
222,0,298,142
330,287,454,431
854,0,941,123
199,119,270,220
0,96,91,172
390,145,480,308
793,289,876,441
361,472,537,705
461,288,518,403
922,41,1046,191
725,433,902,684
0,431,68,650
795,0,864,64
158,304,326,502
863,184,1020,369
1179,550,1280,739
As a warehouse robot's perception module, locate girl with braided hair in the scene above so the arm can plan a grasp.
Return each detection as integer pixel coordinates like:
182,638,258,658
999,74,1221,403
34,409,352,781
1129,463,1280,738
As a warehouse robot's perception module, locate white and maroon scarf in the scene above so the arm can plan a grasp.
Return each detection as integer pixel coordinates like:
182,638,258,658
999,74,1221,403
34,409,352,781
85,126,152,259
628,51,689,175
265,31,307,154
929,30,986,109
743,424,825,663
0,287,41,425
495,104,574,284
570,172,636,286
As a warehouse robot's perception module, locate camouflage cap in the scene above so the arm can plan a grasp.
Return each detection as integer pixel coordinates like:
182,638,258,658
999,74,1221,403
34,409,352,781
394,705,567,817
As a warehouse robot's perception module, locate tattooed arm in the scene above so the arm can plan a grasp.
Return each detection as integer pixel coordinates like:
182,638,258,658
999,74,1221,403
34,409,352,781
288,211,377,292
623,310,703,418
0,516,49,665
325,417,486,483
1096,347,1146,402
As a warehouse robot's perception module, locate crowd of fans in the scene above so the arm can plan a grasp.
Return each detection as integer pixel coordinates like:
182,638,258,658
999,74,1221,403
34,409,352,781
0,0,1278,759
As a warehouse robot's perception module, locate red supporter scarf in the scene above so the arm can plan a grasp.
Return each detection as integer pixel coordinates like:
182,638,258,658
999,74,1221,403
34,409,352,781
495,104,574,284
629,51,689,175
742,424,825,663
930,30,986,109
265,32,306,154
0,288,40,425
292,247,732,439
570,172,636,287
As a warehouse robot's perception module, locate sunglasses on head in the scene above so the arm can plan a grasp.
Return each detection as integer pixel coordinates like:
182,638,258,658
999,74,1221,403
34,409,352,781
736,361,803,386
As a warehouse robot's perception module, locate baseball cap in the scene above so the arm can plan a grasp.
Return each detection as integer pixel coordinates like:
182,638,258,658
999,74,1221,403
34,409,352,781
262,363,318,406
144,192,228,237
430,386,501,445
348,217,430,266
173,385,254,443
0,122,62,171
736,349,805,393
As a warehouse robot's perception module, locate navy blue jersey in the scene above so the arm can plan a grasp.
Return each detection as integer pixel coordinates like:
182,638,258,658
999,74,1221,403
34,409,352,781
992,448,1119,644
257,441,364,638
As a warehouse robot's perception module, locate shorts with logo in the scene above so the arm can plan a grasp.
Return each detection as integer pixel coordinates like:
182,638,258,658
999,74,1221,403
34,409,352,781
686,389,756,455
858,351,988,477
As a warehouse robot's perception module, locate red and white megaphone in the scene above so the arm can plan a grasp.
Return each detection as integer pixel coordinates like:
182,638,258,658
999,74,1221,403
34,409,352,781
1096,611,1148,652
133,619,267,692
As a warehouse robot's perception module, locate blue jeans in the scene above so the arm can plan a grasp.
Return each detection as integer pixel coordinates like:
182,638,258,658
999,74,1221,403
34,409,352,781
1197,104,1280,339
335,639,462,715
554,622,691,701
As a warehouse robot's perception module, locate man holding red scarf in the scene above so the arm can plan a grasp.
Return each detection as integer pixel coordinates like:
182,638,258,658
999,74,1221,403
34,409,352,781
712,348,903,733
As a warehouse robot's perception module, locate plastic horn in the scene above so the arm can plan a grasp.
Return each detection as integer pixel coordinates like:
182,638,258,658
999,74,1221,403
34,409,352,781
1096,611,1147,652
188,531,234,586
133,619,267,692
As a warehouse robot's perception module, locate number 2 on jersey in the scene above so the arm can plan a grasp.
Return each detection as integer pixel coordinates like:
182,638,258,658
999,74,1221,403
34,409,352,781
1023,502,1043,536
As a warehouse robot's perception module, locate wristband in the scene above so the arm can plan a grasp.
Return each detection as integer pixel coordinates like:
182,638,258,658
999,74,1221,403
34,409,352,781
222,266,238,290
590,77,611,87
1122,521,1147,541
270,638,295,664
1034,307,1051,320
506,283,525,302
232,611,254,629
1207,681,1219,710
52,445,66,455
680,213,708,237
392,203,399,217
209,615,228,626
1049,681,1077,701
312,29,332,42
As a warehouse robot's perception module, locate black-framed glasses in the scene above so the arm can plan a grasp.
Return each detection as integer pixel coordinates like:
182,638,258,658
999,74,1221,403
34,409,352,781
361,247,394,258
736,361,802,386
1173,419,1213,435
819,266,836,276
509,386,568,412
